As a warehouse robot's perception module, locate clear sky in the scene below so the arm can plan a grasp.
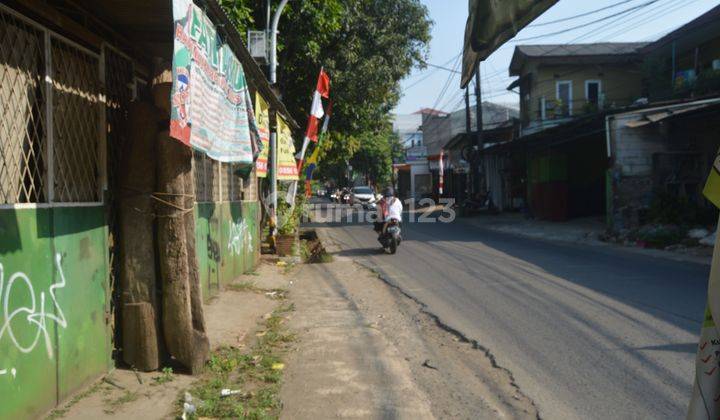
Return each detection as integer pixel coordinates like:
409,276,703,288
394,0,719,115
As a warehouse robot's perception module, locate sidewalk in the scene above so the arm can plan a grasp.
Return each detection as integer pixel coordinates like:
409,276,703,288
461,212,713,266
55,261,289,419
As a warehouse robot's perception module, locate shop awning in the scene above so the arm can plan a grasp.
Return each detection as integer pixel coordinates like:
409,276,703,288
624,101,720,128
461,0,558,87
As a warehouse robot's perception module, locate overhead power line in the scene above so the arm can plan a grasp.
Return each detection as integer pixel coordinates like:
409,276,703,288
529,0,634,27
420,61,462,74
512,0,662,42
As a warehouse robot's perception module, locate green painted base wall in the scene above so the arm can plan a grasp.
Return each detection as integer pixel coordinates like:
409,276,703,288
0,200,261,418
195,201,261,301
0,206,111,420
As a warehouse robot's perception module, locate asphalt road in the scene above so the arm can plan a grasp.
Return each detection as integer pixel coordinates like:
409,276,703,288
308,202,710,419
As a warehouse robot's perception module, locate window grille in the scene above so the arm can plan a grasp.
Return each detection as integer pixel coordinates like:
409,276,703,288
231,165,244,201
193,150,209,202
244,168,257,201
104,46,133,196
0,5,104,206
0,10,47,204
211,158,220,202
222,162,232,202
51,37,101,202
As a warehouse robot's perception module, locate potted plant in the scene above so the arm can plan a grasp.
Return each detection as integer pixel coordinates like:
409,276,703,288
275,194,305,256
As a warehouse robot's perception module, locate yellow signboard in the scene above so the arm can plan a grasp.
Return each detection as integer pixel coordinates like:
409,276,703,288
277,117,298,181
255,93,270,178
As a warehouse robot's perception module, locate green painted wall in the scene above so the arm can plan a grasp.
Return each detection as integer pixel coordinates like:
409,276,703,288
195,200,261,301
0,206,111,420
0,200,261,418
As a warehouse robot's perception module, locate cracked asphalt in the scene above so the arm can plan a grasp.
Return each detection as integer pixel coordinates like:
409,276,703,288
310,202,709,419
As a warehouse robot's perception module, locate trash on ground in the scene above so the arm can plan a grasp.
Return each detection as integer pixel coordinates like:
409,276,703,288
181,392,196,420
271,363,285,370
421,359,438,370
220,388,242,397
102,376,125,389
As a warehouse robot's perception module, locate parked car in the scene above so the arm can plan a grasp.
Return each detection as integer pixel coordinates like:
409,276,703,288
350,186,377,209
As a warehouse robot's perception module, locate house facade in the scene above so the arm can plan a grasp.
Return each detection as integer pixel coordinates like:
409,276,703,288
492,6,720,227
606,5,720,230
392,109,445,200
509,43,646,135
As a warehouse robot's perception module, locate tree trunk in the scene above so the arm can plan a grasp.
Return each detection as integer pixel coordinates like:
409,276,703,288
118,101,160,371
184,168,206,333
153,75,209,373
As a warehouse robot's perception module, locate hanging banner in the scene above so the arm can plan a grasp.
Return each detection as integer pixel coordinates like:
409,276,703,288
255,93,270,177
170,0,254,163
277,117,299,180
688,148,720,419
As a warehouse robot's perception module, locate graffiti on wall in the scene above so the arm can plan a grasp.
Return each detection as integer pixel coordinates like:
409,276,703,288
0,253,68,378
227,219,252,256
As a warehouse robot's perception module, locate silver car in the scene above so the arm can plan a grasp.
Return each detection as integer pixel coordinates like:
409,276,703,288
351,186,377,209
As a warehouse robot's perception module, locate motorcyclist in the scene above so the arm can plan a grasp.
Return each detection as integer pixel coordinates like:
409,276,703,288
374,187,402,236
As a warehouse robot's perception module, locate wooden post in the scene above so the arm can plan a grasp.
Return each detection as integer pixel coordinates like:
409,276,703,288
153,65,209,373
118,101,161,371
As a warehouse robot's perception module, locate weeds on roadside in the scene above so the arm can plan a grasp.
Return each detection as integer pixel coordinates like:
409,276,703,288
46,382,103,419
299,239,333,264
178,303,296,419
103,390,139,415
227,281,288,300
151,367,174,385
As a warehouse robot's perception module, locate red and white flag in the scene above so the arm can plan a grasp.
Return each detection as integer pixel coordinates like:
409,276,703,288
297,69,331,171
305,69,331,142
439,149,445,195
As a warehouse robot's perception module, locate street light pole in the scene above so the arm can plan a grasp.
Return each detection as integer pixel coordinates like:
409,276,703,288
268,0,289,234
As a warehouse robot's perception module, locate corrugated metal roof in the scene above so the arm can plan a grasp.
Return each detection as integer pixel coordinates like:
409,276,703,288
515,42,649,57
509,42,648,75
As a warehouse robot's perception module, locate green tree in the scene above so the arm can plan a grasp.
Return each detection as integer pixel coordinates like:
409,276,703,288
349,125,400,187
220,0,431,184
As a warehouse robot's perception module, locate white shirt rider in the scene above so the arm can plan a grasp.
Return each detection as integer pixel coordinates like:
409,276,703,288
385,197,403,222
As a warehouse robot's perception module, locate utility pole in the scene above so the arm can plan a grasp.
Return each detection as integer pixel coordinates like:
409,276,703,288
473,64,483,195
268,0,289,235
464,87,471,133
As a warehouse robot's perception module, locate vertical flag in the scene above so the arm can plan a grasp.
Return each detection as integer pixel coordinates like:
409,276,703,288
303,102,333,197
255,93,270,177
297,69,331,171
439,149,445,196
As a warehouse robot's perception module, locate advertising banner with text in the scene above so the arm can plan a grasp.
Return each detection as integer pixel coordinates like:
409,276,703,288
255,93,270,177
170,0,254,163
277,117,299,181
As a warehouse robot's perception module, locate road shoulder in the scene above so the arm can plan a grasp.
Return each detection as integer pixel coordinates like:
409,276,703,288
280,242,538,419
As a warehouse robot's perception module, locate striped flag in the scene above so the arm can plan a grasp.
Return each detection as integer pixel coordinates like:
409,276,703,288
439,149,445,195
297,69,331,172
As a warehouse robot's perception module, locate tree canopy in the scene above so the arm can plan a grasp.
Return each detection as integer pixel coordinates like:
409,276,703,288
220,0,432,185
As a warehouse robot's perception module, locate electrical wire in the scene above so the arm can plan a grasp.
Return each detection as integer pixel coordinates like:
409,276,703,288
528,0,635,27
511,0,663,42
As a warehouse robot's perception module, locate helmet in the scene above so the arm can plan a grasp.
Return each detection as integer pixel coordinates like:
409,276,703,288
383,187,394,198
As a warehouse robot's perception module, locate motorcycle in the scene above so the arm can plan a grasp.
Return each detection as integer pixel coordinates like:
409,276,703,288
378,219,402,254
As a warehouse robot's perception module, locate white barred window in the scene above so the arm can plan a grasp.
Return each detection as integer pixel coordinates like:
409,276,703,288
0,6,103,205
